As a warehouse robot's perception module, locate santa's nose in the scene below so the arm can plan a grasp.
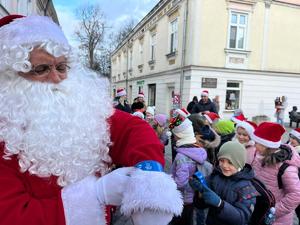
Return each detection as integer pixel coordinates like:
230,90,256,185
47,69,67,84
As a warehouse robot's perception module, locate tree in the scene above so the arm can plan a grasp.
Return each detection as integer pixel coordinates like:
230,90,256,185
75,4,108,75
109,19,136,50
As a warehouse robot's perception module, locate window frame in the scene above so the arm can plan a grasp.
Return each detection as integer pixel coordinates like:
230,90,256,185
225,81,242,111
150,33,156,61
148,84,156,106
169,18,178,53
227,11,248,50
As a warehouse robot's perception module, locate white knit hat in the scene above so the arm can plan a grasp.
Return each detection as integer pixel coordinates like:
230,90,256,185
236,120,257,139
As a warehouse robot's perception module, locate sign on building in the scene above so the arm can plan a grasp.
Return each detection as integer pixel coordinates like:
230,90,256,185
201,78,217,88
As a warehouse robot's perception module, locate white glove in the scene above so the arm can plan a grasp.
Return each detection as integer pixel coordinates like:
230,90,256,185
96,167,133,205
131,209,173,225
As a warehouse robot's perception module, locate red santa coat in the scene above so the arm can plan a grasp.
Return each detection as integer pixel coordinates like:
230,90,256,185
0,109,170,225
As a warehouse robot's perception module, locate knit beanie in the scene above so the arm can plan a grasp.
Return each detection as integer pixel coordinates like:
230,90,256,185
217,141,246,170
214,120,235,135
169,117,196,146
154,114,168,127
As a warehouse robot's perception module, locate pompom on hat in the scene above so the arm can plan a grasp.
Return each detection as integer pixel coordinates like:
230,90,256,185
236,120,257,139
203,112,220,124
201,90,209,97
116,88,127,97
252,122,285,148
0,15,69,47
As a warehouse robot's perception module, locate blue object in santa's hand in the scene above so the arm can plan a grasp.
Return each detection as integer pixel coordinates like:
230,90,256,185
135,160,163,172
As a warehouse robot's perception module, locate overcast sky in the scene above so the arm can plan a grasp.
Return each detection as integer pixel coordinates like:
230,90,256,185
52,0,160,47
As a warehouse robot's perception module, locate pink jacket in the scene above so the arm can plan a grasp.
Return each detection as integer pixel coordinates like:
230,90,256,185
250,146,300,225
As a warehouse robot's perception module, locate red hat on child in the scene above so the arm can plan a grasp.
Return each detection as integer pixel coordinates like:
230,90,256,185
116,88,126,97
252,122,285,148
231,113,247,123
290,128,300,141
236,120,257,139
203,112,220,124
175,108,190,118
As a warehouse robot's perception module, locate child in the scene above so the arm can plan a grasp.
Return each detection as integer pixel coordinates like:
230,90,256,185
153,114,171,146
169,116,207,225
289,128,300,153
251,122,300,225
190,141,258,225
234,120,257,164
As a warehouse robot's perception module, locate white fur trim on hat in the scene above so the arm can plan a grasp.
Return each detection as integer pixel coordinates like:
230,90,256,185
172,118,192,133
175,108,190,118
133,111,145,119
0,15,69,47
236,121,255,139
252,133,281,148
201,90,209,96
290,129,300,140
120,169,183,216
138,93,145,98
204,114,212,124
116,89,126,97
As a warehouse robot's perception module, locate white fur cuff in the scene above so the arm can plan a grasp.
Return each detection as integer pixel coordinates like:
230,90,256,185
120,169,183,216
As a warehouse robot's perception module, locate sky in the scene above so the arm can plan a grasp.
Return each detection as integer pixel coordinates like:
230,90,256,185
52,0,160,47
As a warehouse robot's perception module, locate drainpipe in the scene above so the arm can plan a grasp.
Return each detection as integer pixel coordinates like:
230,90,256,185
179,0,189,107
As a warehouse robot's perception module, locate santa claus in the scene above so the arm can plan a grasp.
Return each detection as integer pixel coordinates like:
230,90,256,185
0,15,182,225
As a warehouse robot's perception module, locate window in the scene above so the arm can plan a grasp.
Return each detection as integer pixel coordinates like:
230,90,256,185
225,81,241,110
129,50,133,69
148,84,156,106
150,33,156,61
170,19,178,53
228,12,248,50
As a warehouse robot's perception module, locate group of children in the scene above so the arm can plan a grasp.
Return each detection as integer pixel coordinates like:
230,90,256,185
167,109,300,225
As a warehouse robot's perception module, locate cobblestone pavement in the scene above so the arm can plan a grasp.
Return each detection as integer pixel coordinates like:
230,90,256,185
112,123,298,225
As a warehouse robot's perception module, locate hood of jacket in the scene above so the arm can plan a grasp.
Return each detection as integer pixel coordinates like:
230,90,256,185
176,146,207,164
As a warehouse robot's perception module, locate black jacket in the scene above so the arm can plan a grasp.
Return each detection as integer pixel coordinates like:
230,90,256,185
192,99,217,114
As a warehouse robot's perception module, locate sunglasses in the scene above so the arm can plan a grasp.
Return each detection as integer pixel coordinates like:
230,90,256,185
28,63,70,76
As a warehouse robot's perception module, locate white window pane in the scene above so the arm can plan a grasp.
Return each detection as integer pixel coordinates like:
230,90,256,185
237,27,245,49
240,15,246,25
231,14,237,24
229,26,237,48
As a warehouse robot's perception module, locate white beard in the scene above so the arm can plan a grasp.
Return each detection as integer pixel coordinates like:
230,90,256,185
0,66,113,187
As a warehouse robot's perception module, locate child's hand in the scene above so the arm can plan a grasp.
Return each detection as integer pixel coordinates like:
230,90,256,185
189,177,204,192
201,185,222,207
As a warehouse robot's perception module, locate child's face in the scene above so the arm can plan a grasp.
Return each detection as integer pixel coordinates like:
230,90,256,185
255,143,267,155
219,158,238,177
236,127,250,144
289,137,300,147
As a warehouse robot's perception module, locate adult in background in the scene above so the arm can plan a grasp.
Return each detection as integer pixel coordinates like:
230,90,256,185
192,90,217,114
114,88,132,113
212,95,220,114
275,95,288,125
0,15,182,225
186,96,198,114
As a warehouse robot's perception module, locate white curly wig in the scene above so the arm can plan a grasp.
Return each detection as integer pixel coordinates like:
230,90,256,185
0,16,113,187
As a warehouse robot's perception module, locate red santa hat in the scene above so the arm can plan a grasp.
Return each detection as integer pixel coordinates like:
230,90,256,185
201,90,209,97
0,15,69,47
137,92,145,98
236,120,257,139
175,108,190,118
116,88,127,97
252,122,285,148
231,113,247,123
290,128,300,141
203,112,220,124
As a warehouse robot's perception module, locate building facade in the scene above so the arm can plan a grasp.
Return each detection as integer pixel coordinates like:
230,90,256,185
111,0,300,122
0,0,58,23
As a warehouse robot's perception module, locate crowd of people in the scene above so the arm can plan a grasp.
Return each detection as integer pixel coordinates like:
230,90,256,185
1,14,300,225
115,84,300,225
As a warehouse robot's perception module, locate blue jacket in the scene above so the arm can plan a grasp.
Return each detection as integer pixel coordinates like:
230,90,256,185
203,164,258,225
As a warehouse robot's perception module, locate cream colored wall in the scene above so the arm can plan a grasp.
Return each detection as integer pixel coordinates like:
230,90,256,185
266,3,300,72
192,0,228,67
